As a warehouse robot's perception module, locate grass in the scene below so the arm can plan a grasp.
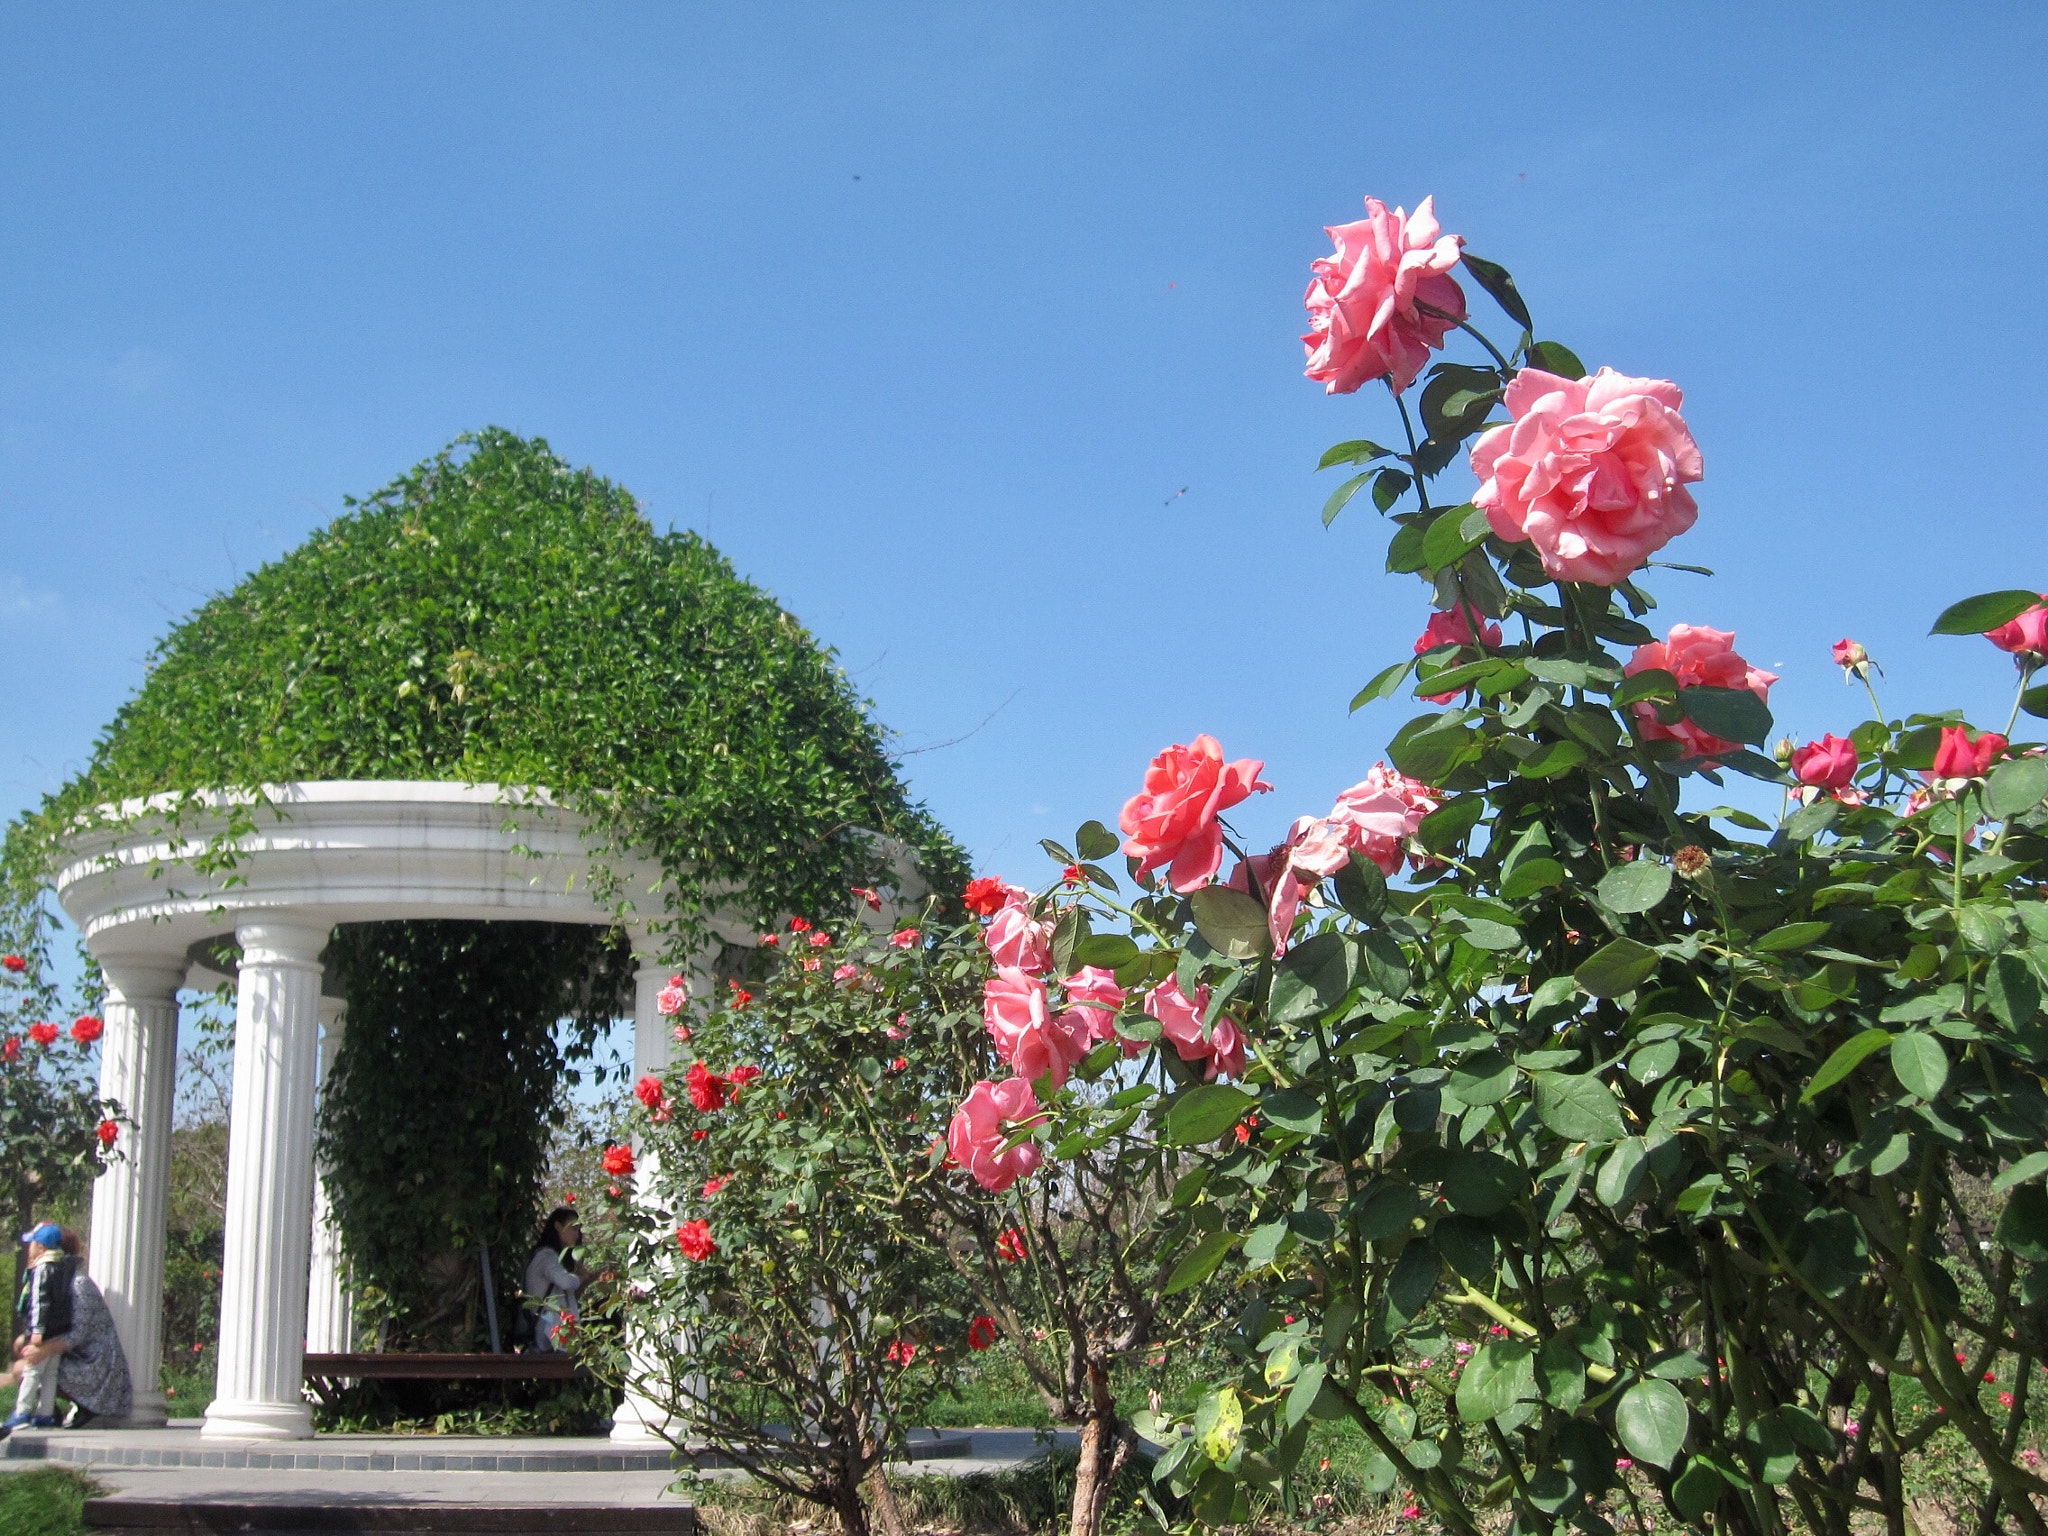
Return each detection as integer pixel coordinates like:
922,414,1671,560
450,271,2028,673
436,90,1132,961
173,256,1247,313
0,1465,101,1536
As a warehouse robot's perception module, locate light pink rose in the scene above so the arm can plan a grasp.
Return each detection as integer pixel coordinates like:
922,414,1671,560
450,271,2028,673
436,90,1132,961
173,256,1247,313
983,894,1053,973
1471,367,1703,585
983,968,1089,1090
1059,966,1131,1054
1302,196,1466,396
1120,735,1272,893
1260,816,1350,955
1986,597,2048,661
1329,763,1442,877
1414,606,1504,704
1145,975,1246,1082
1626,624,1776,765
947,1077,1046,1193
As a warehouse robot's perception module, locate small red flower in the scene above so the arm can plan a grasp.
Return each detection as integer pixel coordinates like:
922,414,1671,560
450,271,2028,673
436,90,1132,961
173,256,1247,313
28,1021,58,1047
1,954,25,974
808,932,832,949
1233,1116,1257,1145
634,1074,666,1110
607,1184,621,1197
687,1061,729,1112
2000,1391,2015,1408
96,1119,118,1149
564,1192,577,1204
601,1144,635,1177
789,917,812,933
1061,864,1083,885
728,983,753,1009
885,1339,918,1367
891,1056,908,1072
726,1064,762,1090
962,877,1008,916
888,928,919,950
759,933,780,947
676,1219,716,1260
1986,1370,1999,1383
966,1315,998,1351
702,1175,728,1196
1,1038,16,1062
852,886,883,912
690,1128,708,1141
71,1015,104,1044
995,1227,1028,1263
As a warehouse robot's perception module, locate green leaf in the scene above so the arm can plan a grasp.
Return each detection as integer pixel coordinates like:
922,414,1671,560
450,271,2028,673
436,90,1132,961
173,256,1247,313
1188,886,1270,961
1595,1137,1648,1208
1524,340,1585,379
1386,1240,1439,1321
1500,856,1563,898
1261,1087,1323,1135
1371,467,1411,513
1074,820,1119,861
1597,861,1672,915
1072,932,1139,970
1164,1084,1255,1146
1800,1030,1893,1103
1333,852,1388,921
1575,938,1660,998
1269,933,1357,1025
2022,683,2048,721
1317,439,1393,470
1755,921,1831,953
1992,1151,2048,1194
1456,1338,1535,1423
1996,1184,2048,1262
1441,1147,1523,1215
1459,253,1531,329
1166,1228,1239,1296
1990,755,2048,818
1350,659,1415,713
1615,1378,1689,1469
1929,589,2043,636
1537,1334,1586,1412
1434,1215,1497,1281
1517,740,1587,779
1890,1032,1949,1100
1321,472,1372,528
1533,1071,1629,1144
1678,685,1772,746
1613,667,1679,706
1446,1050,1515,1108
1284,1361,1328,1429
1421,505,1493,570
1417,797,1485,855
1672,1460,1725,1522
1783,797,1839,843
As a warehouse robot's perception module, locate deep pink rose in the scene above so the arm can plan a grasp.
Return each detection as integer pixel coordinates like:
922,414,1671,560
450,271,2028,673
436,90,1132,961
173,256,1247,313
983,895,1052,973
1832,639,1868,671
1986,597,2048,661
1790,735,1858,791
983,968,1088,1089
1059,966,1131,1054
1626,624,1776,765
1120,735,1272,893
1414,606,1504,702
1302,196,1465,396
1932,726,2006,781
947,1077,1046,1193
1471,367,1703,585
1145,975,1245,1082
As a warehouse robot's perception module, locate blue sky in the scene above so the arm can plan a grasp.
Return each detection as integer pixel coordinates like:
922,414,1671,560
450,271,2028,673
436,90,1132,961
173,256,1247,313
5,4,2045,895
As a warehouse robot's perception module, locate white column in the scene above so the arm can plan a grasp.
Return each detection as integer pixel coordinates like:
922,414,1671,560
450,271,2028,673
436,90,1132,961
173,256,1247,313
85,954,183,1427
203,919,327,1440
611,933,715,1445
304,994,352,1356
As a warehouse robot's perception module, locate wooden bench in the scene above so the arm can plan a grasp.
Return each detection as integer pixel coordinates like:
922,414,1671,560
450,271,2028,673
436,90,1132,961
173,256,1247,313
302,1352,586,1407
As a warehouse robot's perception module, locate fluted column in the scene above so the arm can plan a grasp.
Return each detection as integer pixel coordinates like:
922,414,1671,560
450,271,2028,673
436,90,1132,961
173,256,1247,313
86,954,183,1427
304,993,352,1355
204,919,327,1440
611,933,715,1445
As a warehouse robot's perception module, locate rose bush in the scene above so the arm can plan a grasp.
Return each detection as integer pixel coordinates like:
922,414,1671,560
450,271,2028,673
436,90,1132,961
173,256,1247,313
944,200,2048,1536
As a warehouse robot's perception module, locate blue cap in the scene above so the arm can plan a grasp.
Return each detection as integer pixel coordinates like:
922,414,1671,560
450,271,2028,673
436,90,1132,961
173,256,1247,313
19,1223,60,1248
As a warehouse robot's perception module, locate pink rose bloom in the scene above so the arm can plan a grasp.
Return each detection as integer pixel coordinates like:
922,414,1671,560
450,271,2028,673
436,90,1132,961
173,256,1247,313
1145,975,1246,1082
1932,725,2006,781
983,968,1089,1090
832,962,860,983
1414,605,1504,702
1790,735,1858,791
1986,596,2048,662
1120,735,1273,893
656,976,689,1016
947,1077,1046,1193
1302,196,1466,396
1626,624,1776,765
1832,638,1868,671
1329,763,1442,877
1059,966,1131,1053
1471,367,1703,585
984,896,1053,973
1261,816,1352,956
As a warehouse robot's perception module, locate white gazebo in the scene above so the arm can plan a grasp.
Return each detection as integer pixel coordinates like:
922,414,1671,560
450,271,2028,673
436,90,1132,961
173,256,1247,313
53,780,790,1441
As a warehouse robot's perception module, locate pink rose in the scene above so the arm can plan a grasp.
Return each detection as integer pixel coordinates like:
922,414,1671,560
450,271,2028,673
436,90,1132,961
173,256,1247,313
983,968,1089,1090
1986,597,2048,662
1626,624,1776,765
1329,763,1442,877
1145,975,1246,1082
1790,735,1858,791
1059,966,1131,1054
1471,367,1703,585
657,976,689,1016
1261,816,1352,956
1832,638,1868,671
947,1077,1046,1193
1120,735,1273,893
1932,726,2006,781
983,895,1053,973
1414,606,1504,703
1302,196,1465,396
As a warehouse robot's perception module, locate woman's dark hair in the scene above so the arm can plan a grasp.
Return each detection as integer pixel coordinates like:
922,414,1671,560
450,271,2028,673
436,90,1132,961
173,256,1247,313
58,1227,82,1257
533,1206,579,1254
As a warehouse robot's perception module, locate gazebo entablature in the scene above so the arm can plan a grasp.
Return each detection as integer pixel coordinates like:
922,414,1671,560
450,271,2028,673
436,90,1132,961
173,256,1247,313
54,779,866,1441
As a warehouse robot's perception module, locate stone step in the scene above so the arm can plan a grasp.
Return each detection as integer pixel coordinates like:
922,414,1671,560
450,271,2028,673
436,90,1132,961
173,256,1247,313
84,1500,697,1535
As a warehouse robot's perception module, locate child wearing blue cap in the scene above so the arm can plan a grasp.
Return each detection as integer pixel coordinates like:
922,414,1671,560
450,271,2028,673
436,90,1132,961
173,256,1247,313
4,1223,72,1434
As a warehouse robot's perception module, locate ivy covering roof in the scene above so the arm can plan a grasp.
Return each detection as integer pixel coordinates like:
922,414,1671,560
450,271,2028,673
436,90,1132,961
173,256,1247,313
5,429,962,937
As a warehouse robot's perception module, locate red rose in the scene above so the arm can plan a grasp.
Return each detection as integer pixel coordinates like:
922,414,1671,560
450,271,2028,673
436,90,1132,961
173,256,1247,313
2,1038,18,1062
601,1144,635,1177
885,1339,918,1367
888,928,919,950
634,1074,666,1111
97,1119,118,1149
851,886,883,912
725,1064,761,1090
702,1175,728,1197
686,1061,728,1112
994,1226,1028,1263
966,1315,998,1352
1932,726,2007,781
28,1021,58,1047
962,877,1009,917
675,1219,716,1261
759,933,780,947
789,917,812,933
0,954,25,974
728,983,753,1009
70,1015,104,1044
